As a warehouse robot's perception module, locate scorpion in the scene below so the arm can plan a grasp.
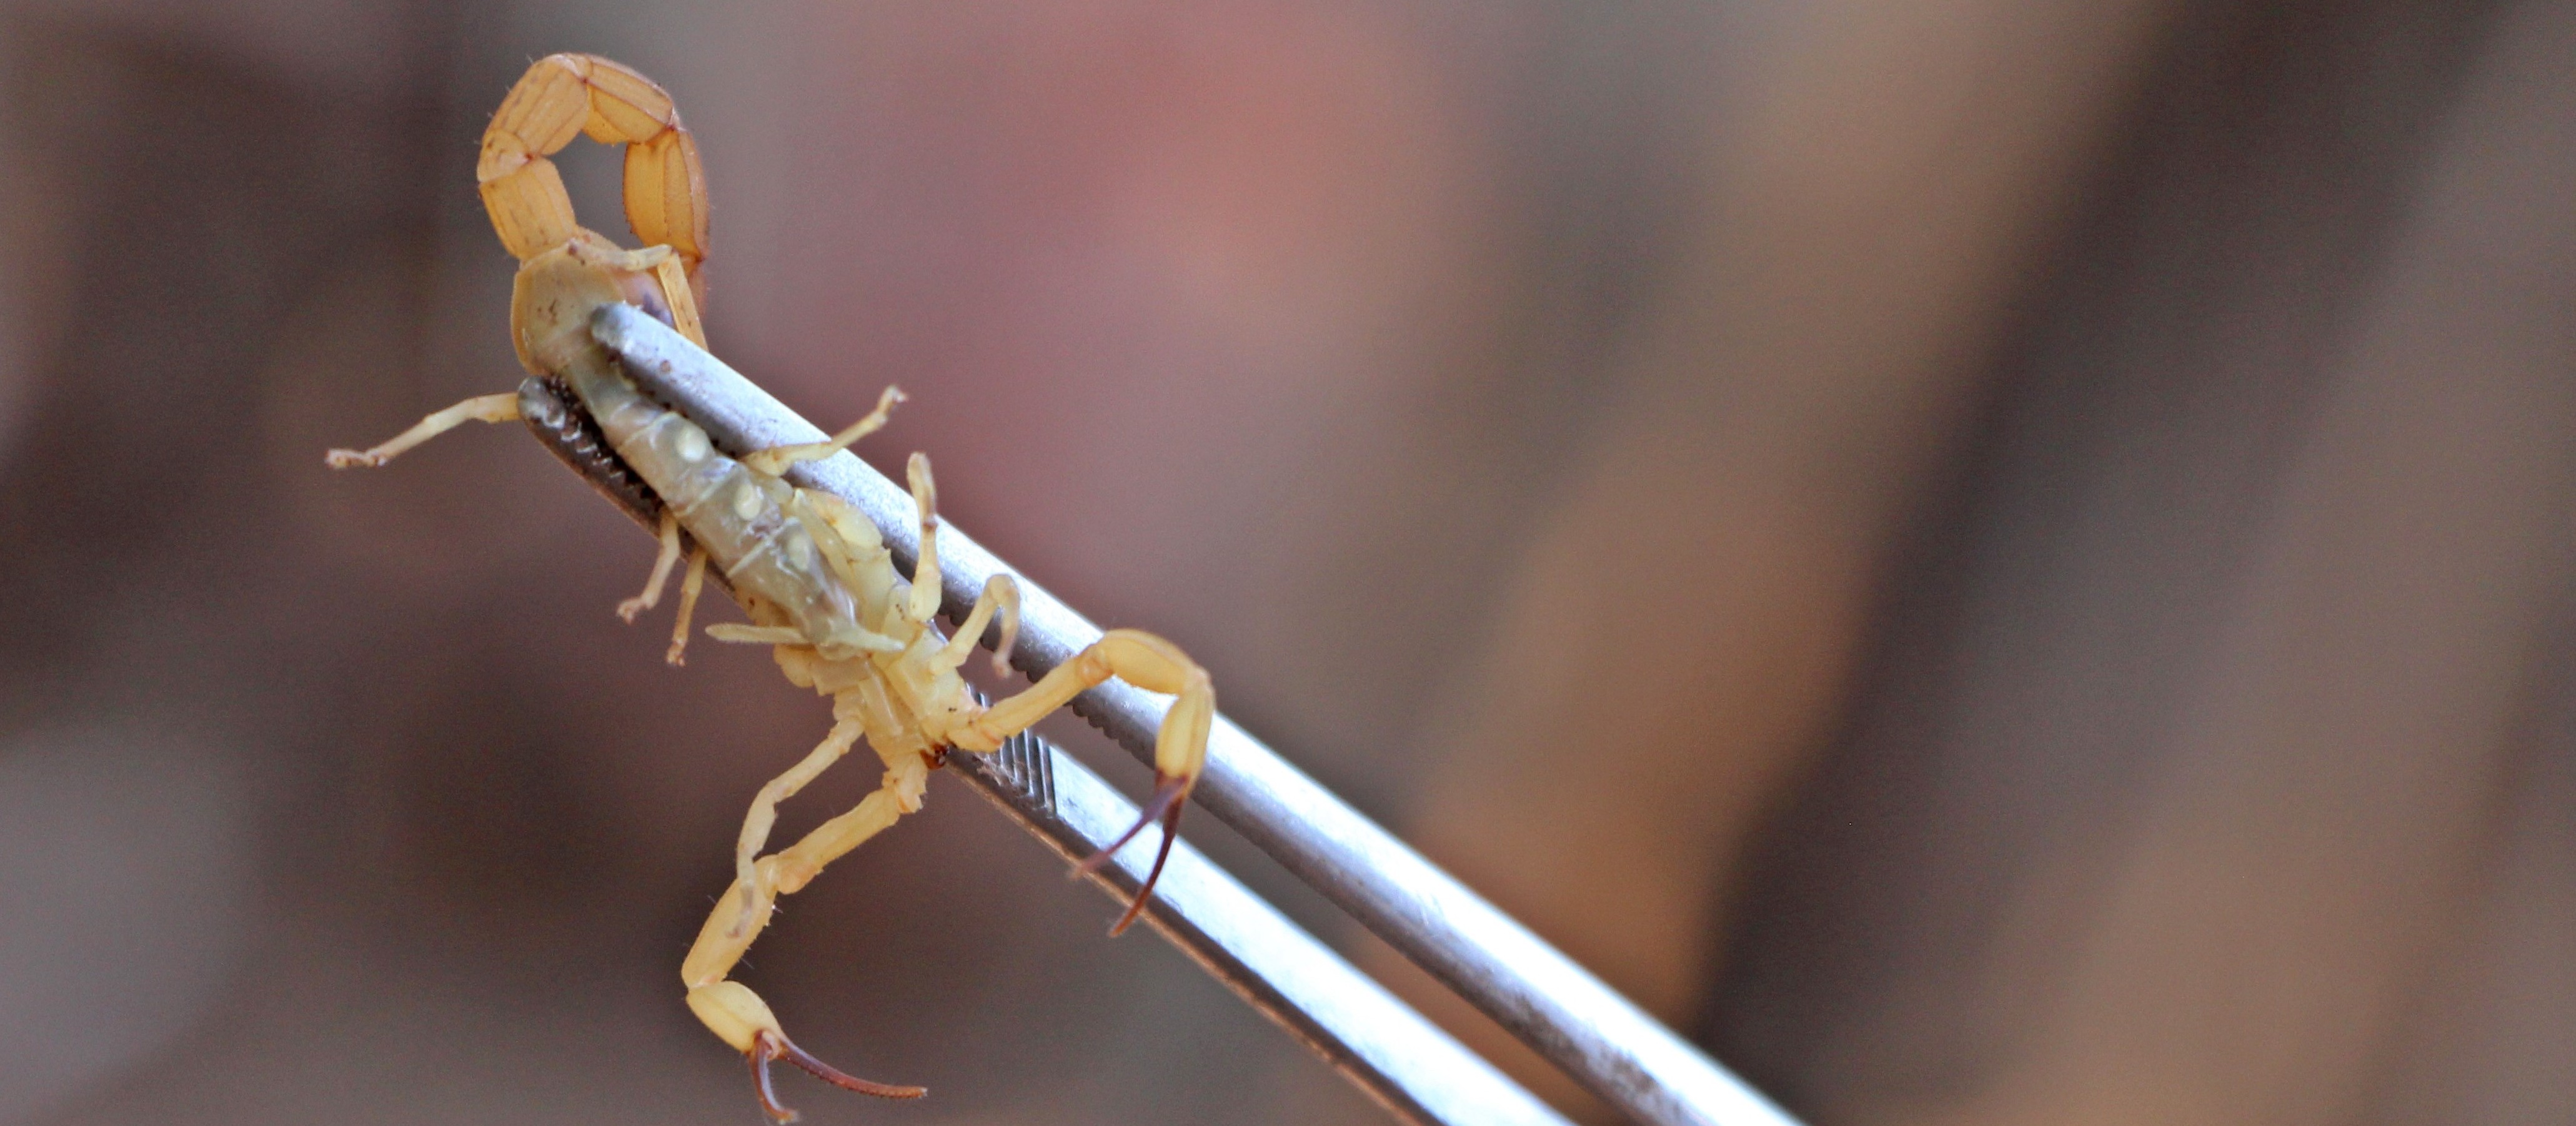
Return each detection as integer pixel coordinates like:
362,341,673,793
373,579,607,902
327,53,1213,1122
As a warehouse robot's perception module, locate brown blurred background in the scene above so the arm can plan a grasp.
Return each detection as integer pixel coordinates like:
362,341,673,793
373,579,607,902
2,0,2570,1123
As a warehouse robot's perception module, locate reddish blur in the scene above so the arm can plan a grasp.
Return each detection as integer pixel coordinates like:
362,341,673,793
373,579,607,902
1,1,2570,1124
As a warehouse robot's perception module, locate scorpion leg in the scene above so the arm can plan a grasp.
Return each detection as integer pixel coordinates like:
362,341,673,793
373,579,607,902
962,630,1213,934
893,455,1026,677
933,574,1022,678
743,386,906,477
324,392,521,468
684,753,933,1121
903,453,945,626
667,547,710,666
706,625,814,646
617,510,685,622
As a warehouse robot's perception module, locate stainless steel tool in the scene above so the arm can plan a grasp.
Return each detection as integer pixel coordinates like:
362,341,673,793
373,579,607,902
537,303,1802,1126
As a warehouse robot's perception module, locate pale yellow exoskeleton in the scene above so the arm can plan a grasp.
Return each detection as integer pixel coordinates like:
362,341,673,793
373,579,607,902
326,53,1213,1123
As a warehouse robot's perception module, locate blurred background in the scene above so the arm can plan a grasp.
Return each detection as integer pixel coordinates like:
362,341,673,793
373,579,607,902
1,0,2570,1123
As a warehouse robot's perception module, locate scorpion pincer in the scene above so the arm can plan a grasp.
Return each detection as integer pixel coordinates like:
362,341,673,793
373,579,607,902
327,52,1213,1122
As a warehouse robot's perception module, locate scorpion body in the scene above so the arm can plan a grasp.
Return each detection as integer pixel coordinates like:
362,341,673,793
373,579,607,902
330,54,1213,1122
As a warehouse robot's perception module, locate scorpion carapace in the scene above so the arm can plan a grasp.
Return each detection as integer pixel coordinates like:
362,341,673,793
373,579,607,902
326,52,1213,1123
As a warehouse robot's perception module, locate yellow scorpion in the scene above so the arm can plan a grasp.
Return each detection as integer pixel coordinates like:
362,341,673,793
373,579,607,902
327,53,1213,1122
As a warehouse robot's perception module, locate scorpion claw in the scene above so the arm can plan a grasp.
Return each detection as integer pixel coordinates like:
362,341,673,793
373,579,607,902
1075,771,1191,936
748,1035,798,1124
749,1029,927,1124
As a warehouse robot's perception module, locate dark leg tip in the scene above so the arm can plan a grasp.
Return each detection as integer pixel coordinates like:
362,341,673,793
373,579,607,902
749,1029,926,1123
1073,773,1191,935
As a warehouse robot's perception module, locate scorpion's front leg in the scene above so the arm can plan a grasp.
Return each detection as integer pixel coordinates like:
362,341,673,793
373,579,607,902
684,749,933,1121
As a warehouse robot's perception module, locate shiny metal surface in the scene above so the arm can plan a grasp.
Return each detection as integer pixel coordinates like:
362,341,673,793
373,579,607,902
951,728,1569,1126
589,303,1801,1126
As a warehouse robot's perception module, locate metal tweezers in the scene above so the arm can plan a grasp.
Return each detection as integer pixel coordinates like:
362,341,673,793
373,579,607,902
533,304,1802,1126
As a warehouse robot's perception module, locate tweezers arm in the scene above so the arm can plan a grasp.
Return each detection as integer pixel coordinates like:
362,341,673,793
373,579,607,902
592,304,1801,1126
953,729,1571,1126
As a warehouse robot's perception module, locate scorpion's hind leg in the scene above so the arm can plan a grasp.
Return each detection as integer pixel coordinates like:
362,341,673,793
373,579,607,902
617,510,685,622
683,754,934,1122
963,630,1213,934
666,547,710,665
324,392,522,468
